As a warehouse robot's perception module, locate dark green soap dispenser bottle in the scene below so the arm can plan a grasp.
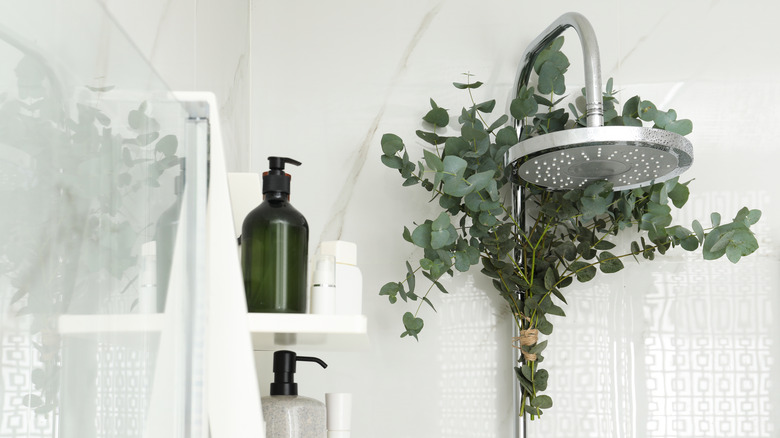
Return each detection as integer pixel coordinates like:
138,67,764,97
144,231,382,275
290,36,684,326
242,157,309,313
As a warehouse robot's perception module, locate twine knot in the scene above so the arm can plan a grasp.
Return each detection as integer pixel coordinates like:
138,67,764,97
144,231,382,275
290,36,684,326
512,328,539,361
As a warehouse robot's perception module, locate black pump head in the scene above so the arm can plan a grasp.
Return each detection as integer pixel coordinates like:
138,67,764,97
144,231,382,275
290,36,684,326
263,156,302,199
269,350,327,396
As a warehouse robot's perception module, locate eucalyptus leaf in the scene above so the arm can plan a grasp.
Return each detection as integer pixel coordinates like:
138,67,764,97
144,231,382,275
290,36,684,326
638,100,657,122
381,155,403,169
411,222,432,249
475,100,496,113
405,261,416,293
668,181,690,208
711,212,721,227
569,261,596,282
416,130,446,145
666,119,693,136
530,395,553,409
402,312,424,340
381,133,404,155
598,251,624,273
692,220,704,242
510,95,539,120
622,96,640,118
534,368,549,391
423,149,444,172
453,81,483,89
467,170,494,192
495,126,519,147
536,319,553,335
488,114,509,132
423,107,449,128
536,67,566,97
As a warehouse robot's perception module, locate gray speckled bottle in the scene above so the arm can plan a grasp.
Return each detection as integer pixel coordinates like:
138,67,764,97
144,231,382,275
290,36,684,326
263,351,328,438
262,395,326,438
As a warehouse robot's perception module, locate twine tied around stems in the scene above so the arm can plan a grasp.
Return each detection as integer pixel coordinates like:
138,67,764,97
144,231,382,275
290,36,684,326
512,328,539,361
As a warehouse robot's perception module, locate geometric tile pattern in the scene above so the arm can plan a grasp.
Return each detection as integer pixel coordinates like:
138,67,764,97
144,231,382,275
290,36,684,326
644,261,775,437
94,343,152,437
439,275,502,438
1,333,55,437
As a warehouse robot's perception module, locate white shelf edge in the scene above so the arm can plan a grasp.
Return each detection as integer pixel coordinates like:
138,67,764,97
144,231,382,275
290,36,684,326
58,314,164,335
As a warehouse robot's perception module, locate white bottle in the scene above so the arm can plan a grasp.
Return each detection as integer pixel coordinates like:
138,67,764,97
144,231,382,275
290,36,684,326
319,241,363,315
138,241,157,314
310,254,336,314
325,393,352,438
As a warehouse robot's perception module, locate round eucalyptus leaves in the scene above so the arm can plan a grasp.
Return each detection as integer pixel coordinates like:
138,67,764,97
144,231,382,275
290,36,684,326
379,37,760,418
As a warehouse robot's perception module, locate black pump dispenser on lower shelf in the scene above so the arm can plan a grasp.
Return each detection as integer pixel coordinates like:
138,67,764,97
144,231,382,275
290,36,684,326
270,350,328,396
263,350,329,438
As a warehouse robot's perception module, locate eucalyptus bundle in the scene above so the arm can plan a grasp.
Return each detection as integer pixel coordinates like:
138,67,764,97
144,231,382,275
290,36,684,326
379,37,760,417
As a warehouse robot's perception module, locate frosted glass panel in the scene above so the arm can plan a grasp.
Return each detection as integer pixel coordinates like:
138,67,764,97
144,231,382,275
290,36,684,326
0,2,206,438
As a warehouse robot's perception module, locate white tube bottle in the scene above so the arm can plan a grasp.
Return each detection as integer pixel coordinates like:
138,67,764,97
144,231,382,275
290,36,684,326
310,254,336,314
319,241,363,315
325,393,351,438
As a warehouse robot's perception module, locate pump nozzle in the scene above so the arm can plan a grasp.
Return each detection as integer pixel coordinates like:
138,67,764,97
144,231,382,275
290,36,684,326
296,355,328,369
270,350,328,396
268,156,302,170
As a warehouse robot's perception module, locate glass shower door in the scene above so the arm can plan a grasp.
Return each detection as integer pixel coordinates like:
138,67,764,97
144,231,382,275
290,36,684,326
0,2,207,437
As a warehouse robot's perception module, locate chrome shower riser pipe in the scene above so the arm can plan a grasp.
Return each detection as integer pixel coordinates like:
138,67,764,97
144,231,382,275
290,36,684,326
510,184,527,438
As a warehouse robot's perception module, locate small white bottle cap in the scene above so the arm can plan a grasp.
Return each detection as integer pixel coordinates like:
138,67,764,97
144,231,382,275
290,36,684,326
312,255,336,286
325,392,352,432
320,241,357,266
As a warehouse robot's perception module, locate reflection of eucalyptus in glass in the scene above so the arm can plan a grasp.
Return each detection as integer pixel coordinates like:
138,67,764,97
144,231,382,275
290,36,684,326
0,52,181,415
241,157,308,313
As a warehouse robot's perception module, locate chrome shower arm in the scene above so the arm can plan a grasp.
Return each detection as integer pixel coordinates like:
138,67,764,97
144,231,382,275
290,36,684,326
511,12,604,127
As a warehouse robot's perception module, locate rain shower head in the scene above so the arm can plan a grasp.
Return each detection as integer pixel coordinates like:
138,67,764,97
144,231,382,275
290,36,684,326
504,13,693,191
505,126,693,191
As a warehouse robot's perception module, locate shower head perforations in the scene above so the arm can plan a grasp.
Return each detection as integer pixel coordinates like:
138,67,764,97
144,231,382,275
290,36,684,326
506,126,693,191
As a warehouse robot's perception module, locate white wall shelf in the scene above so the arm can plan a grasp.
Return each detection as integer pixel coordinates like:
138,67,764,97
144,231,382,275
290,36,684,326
247,313,368,351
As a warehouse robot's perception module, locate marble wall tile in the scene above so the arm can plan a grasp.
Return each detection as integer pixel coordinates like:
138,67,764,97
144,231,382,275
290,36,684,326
195,0,251,172
101,0,198,90
103,0,251,171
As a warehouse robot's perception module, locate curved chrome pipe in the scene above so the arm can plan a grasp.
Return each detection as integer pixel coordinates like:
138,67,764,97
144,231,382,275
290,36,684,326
511,12,603,127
